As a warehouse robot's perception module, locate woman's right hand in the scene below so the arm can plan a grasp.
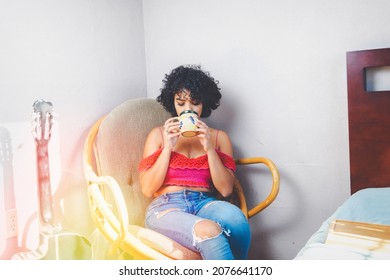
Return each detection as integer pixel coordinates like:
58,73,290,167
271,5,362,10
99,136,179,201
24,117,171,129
163,117,181,150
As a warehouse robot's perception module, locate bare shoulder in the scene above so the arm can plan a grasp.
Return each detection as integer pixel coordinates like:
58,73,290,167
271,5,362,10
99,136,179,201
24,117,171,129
147,126,163,139
213,129,234,156
143,126,163,157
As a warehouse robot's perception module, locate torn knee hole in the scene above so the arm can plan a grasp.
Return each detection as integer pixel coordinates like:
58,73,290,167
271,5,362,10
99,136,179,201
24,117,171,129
194,220,222,240
155,208,180,219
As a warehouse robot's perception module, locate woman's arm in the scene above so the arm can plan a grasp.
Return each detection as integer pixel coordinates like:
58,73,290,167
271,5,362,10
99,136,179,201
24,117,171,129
197,120,235,197
139,119,180,197
139,127,169,197
207,130,236,197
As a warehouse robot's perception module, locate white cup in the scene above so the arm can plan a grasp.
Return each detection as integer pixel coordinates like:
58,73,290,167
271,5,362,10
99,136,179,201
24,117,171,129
178,110,198,137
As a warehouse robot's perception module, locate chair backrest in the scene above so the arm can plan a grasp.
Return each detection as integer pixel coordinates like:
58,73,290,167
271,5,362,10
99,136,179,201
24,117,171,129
94,98,171,226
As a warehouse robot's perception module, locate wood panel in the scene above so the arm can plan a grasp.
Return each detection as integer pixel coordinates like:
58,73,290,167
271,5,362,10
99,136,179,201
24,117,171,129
347,48,390,194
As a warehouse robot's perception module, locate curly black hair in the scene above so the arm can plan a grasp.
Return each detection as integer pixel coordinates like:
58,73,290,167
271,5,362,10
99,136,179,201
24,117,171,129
156,65,222,118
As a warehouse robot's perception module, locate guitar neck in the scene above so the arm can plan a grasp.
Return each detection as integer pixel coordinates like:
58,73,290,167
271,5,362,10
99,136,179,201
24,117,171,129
36,142,56,228
0,128,16,210
2,162,16,210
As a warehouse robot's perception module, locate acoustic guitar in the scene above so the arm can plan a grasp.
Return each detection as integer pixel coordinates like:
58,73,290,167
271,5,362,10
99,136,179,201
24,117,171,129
12,99,92,260
0,127,26,259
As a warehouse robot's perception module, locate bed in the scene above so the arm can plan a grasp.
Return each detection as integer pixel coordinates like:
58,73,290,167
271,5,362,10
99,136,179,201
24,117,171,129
295,47,390,260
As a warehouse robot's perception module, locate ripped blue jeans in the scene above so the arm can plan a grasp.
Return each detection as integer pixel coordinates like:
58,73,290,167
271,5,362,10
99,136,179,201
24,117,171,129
145,190,251,260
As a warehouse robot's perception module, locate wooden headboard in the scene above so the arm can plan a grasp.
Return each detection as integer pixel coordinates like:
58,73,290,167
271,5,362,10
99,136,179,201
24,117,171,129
347,48,390,194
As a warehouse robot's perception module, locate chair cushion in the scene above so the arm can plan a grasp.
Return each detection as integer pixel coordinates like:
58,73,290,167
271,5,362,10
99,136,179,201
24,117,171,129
95,98,170,226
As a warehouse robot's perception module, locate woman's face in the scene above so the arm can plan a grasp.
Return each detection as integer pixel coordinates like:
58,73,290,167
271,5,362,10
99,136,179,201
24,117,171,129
174,89,203,117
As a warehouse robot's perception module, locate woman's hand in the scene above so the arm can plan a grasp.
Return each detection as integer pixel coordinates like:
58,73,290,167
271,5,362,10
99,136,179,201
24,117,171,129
196,119,213,152
163,117,181,150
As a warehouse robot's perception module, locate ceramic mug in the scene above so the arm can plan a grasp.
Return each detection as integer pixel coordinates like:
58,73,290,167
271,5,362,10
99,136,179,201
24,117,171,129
178,110,198,137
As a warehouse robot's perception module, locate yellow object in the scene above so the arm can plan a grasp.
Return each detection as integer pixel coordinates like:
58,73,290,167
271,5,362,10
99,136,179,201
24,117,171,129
326,219,390,253
83,98,280,259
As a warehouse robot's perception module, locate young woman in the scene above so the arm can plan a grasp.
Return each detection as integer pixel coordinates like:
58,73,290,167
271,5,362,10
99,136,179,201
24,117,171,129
138,65,250,259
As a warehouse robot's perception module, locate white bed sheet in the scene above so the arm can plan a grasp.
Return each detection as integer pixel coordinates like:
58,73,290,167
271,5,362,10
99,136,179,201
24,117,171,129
295,187,390,260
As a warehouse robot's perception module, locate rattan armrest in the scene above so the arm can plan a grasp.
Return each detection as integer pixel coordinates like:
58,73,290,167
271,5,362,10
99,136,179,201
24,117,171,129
235,157,280,219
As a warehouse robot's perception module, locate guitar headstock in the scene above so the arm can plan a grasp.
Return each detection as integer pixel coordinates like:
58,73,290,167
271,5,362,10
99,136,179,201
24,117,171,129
0,127,12,164
32,99,54,145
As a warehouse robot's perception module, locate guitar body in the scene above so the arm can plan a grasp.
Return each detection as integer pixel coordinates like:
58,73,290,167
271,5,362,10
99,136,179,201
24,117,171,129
1,236,18,260
12,100,92,260
13,231,92,260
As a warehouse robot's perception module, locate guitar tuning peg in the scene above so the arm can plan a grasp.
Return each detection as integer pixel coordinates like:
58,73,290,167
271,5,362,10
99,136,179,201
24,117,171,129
44,112,52,140
31,111,42,140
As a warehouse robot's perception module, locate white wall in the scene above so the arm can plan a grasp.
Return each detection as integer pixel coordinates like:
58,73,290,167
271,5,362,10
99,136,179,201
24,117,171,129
143,0,390,259
0,0,146,256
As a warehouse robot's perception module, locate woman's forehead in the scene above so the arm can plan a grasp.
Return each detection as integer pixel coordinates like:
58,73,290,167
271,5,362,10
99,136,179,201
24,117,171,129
175,89,192,100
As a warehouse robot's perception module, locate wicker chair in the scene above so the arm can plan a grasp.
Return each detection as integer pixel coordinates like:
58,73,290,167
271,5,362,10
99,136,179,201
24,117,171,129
83,98,280,259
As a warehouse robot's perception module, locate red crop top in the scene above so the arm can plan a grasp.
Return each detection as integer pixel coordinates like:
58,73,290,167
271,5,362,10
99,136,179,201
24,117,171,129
138,131,236,188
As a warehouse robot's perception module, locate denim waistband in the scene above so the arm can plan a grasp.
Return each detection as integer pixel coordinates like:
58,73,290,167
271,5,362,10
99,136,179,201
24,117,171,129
156,189,214,200
149,189,217,215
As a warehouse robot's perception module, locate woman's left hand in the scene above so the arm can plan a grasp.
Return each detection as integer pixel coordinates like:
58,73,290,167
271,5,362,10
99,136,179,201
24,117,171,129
196,119,213,152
